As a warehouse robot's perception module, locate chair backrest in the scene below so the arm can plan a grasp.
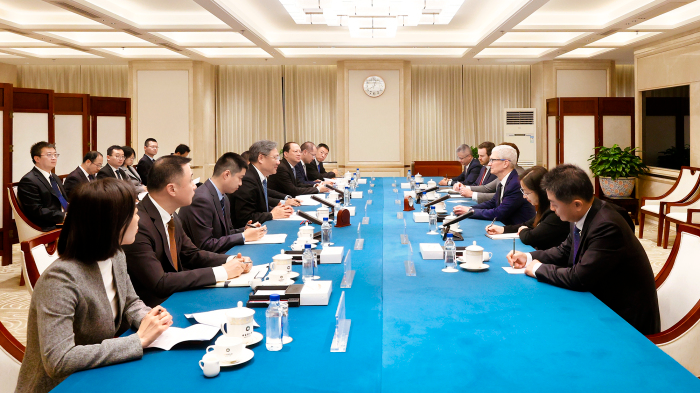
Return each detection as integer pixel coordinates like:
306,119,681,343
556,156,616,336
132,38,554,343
656,167,700,203
20,229,61,292
656,226,700,331
0,320,24,393
7,184,43,242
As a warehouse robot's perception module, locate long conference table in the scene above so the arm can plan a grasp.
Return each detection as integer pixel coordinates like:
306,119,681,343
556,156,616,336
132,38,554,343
55,177,700,392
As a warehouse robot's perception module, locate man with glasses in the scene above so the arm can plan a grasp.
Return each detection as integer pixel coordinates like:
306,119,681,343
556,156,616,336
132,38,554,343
229,140,302,227
64,151,103,199
97,145,129,181
137,138,159,187
458,142,526,203
453,145,535,226
439,144,482,186
17,141,68,231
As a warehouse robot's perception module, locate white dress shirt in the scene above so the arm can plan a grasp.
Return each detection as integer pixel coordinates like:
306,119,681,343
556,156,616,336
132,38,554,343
34,165,52,184
109,164,123,180
149,197,230,282
96,258,118,320
78,165,91,181
252,164,290,203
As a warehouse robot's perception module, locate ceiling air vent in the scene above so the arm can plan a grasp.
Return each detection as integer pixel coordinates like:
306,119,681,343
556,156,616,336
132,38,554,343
122,29,142,36
160,43,183,52
505,111,534,125
52,2,102,19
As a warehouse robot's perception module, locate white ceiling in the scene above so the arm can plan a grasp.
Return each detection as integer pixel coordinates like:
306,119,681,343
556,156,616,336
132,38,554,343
0,0,697,65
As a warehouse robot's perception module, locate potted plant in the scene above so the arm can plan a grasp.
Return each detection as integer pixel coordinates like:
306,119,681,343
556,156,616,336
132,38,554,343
588,144,649,198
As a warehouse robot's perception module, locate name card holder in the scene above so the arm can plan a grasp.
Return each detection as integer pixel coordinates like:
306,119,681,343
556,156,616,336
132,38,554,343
340,250,355,288
404,242,416,277
354,223,364,250
397,212,403,219
400,218,409,244
330,291,351,352
362,201,370,225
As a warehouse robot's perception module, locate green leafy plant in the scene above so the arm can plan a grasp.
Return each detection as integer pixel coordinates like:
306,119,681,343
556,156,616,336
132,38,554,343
588,144,649,180
471,146,478,158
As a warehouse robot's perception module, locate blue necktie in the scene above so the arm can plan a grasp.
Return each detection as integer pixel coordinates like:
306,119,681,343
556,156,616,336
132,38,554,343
220,197,225,214
317,162,321,172
262,179,269,212
50,176,68,210
572,227,581,265
88,174,95,181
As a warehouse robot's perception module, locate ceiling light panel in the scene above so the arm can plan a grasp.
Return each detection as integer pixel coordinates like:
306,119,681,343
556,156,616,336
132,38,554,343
493,32,587,45
190,48,272,58
44,31,154,45
0,0,102,25
636,1,700,28
476,47,553,57
586,31,660,46
155,32,254,46
518,0,656,26
0,32,49,44
279,47,468,57
10,47,102,57
83,0,227,26
98,47,187,58
557,47,615,58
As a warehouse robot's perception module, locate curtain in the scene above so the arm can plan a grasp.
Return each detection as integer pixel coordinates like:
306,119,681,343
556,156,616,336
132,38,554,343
16,65,127,96
615,64,635,98
216,65,284,156
411,65,464,161
283,65,337,157
463,65,531,147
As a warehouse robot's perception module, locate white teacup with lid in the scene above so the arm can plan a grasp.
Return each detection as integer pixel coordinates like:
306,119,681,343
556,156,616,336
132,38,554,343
220,301,256,342
443,214,459,230
427,180,437,188
298,223,314,239
463,241,484,268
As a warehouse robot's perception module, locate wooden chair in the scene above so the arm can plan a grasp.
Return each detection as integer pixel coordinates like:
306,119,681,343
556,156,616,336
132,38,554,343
0,319,24,393
7,183,46,286
20,229,61,295
647,225,700,376
639,167,700,246
661,193,700,249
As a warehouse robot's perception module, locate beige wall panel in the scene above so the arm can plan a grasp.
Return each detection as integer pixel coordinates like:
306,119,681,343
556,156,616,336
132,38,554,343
54,115,84,175
602,116,632,148
96,116,126,158
563,116,595,175
556,69,607,97
13,113,48,182
547,115,557,169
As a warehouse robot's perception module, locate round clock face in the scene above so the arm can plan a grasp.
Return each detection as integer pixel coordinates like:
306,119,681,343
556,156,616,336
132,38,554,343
363,76,385,98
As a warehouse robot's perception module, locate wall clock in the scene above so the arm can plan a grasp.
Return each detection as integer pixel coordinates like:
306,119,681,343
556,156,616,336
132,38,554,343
363,76,385,98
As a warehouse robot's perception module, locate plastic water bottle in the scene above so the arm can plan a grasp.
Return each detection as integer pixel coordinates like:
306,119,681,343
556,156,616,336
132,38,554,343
266,294,283,351
356,168,361,179
280,300,290,343
302,243,314,283
429,205,437,231
344,186,351,206
350,176,357,192
407,169,412,182
321,217,332,246
410,176,416,192
444,233,457,271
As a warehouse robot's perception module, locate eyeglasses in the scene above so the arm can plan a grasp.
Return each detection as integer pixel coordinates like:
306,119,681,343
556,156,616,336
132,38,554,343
91,163,103,169
265,154,281,162
41,153,60,158
489,158,509,163
111,155,125,159
457,155,471,160
520,188,533,196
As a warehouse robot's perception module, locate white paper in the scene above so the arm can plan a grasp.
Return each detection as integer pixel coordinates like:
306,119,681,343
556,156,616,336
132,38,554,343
245,233,287,245
502,266,526,274
185,309,260,328
276,213,305,221
205,264,269,288
255,289,287,296
147,324,219,351
295,194,321,206
357,179,367,184
486,233,520,240
401,183,410,189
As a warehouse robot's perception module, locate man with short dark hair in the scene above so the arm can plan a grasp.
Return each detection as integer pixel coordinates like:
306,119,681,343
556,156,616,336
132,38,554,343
174,144,190,157
137,138,158,186
295,142,329,185
439,144,482,186
268,142,328,196
507,164,660,335
122,155,253,307
64,151,103,198
307,143,336,180
17,142,68,231
454,141,497,191
96,145,128,181
179,153,266,253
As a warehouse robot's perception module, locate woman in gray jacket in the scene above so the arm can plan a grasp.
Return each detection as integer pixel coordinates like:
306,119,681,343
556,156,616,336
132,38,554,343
15,178,172,393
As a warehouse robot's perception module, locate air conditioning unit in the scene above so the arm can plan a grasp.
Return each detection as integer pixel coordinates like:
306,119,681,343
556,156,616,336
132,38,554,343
503,108,536,168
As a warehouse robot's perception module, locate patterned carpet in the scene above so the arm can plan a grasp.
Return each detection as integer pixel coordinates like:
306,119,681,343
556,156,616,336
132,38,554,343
0,222,677,346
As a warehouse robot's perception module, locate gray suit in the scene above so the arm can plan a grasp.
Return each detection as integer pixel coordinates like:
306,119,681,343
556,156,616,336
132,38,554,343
470,165,526,203
16,250,150,393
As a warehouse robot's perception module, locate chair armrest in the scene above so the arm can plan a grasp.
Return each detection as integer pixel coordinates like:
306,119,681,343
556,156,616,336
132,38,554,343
647,299,700,345
688,209,700,224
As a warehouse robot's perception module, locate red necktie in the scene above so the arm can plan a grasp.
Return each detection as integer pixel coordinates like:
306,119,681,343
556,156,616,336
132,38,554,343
478,168,489,185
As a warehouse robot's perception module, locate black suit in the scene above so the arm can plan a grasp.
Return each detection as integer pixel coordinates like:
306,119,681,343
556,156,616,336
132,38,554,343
63,166,90,200
267,158,318,197
469,166,497,187
451,158,482,185
294,161,317,185
137,154,155,186
531,198,660,335
179,179,245,253
306,158,335,181
96,164,129,181
122,195,230,307
17,167,67,231
229,164,289,228
504,209,570,250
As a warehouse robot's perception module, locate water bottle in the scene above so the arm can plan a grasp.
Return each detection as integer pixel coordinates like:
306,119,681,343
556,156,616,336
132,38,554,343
321,217,332,246
410,176,416,192
344,186,351,206
356,168,361,179
302,243,314,283
407,169,412,182
265,294,283,351
350,176,356,192
429,205,437,231
444,233,457,271
280,300,290,343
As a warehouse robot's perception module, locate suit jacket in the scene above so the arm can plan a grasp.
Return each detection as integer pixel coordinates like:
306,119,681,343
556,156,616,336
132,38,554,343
451,158,482,185
17,167,67,231
16,250,149,393
531,198,660,335
122,195,230,307
179,179,245,253
267,158,319,197
136,154,155,186
294,161,317,185
123,165,146,194
470,169,536,226
503,209,570,250
468,165,497,187
229,164,288,228
306,158,335,181
96,164,128,181
469,165,527,203
63,166,90,200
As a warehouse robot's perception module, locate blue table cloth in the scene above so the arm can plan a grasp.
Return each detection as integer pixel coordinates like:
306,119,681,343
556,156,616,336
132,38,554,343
54,177,700,392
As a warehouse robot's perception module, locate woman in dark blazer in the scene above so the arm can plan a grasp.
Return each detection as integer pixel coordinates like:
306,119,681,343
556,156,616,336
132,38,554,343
486,166,569,250
15,179,172,393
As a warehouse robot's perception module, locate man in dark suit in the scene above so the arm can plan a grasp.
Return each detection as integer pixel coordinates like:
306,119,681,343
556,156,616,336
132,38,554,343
453,145,535,226
179,153,266,253
229,140,301,227
459,142,526,203
17,142,68,231
122,155,253,307
137,138,158,186
96,145,130,181
454,141,497,190
295,141,331,186
508,164,660,335
439,144,482,186
268,142,329,197
306,143,336,181
63,151,102,199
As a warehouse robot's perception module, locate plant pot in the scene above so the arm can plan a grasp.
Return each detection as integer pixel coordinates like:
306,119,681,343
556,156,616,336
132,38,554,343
599,177,636,198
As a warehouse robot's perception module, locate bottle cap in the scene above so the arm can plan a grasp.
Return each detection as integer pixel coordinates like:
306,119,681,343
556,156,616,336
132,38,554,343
422,192,427,195
447,233,453,238
270,294,280,301
305,243,311,249
430,205,435,210
345,186,349,189
323,217,328,222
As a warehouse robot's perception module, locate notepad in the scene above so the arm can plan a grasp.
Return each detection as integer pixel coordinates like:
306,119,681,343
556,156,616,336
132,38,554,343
185,308,260,328
486,233,520,240
277,213,305,221
502,266,526,274
245,234,287,245
147,324,219,351
295,194,321,206
205,264,269,288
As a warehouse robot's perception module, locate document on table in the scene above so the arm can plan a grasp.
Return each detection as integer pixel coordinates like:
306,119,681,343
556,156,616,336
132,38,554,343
245,233,287,245
205,264,269,288
147,324,219,351
502,266,526,274
486,233,520,240
185,308,259,328
295,194,320,206
277,213,305,221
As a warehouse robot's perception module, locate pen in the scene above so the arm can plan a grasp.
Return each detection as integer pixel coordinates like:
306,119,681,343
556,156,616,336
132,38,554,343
488,217,496,230
246,223,257,228
513,238,517,266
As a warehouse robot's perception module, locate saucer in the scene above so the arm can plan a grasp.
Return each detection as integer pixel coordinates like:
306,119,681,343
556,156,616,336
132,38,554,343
286,271,300,279
244,331,263,346
261,279,294,286
460,263,489,272
219,348,254,367
438,225,462,233
283,336,293,344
